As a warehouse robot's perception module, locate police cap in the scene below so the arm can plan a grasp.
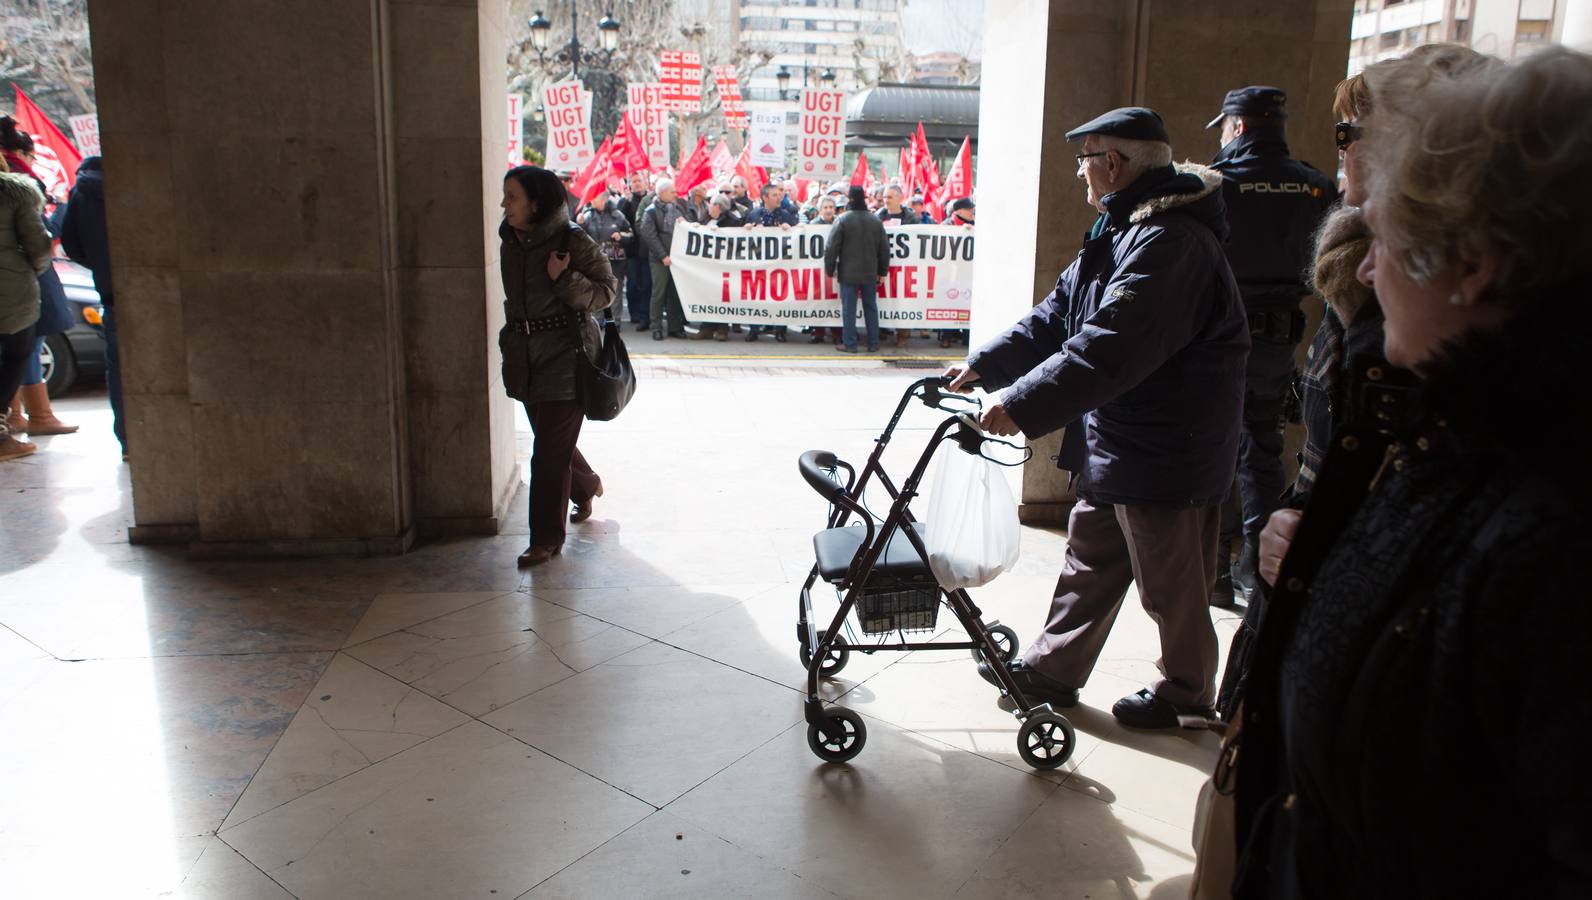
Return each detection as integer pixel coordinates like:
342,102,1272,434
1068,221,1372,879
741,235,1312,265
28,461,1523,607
1205,86,1288,129
1064,107,1169,144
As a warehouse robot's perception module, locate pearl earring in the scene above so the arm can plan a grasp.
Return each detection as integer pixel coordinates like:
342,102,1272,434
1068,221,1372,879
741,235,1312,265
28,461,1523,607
1448,292,1469,306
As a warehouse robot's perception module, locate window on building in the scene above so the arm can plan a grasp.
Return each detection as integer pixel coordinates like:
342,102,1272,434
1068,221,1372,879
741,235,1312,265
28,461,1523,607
1379,30,1402,49
1516,19,1549,42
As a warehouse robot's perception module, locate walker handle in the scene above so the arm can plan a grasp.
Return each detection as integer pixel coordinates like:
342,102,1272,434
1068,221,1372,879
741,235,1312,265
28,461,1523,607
798,450,847,502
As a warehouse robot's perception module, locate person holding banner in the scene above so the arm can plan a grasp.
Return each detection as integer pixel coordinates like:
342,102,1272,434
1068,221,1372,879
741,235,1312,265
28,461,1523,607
823,186,890,354
498,166,616,567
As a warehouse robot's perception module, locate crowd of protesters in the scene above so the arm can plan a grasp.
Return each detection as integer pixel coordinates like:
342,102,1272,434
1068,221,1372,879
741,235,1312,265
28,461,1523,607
559,165,974,348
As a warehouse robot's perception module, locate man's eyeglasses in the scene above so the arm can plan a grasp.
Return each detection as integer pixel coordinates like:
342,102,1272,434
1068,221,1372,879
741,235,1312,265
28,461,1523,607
1075,150,1128,166
1335,122,1364,151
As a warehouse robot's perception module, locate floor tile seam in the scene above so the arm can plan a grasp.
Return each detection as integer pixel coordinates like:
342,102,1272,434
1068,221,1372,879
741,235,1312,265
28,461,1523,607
340,589,525,650
0,622,55,661
207,833,307,900
18,647,341,665
946,779,1070,900
510,809,671,899
478,714,663,812
218,719,485,838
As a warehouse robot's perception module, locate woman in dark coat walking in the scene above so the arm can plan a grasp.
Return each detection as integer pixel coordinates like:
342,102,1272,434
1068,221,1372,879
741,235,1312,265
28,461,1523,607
1228,46,1592,898
498,166,617,567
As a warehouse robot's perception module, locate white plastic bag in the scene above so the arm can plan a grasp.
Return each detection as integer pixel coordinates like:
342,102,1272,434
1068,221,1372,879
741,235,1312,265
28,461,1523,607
924,444,1021,589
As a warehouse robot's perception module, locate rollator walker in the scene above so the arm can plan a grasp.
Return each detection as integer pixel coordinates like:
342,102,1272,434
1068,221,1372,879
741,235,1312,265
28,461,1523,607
795,376,1077,769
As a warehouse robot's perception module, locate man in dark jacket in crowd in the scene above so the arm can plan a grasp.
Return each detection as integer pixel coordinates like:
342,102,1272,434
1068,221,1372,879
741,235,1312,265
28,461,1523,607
824,186,890,353
617,171,653,331
1207,86,1337,608
639,178,692,340
951,107,1249,729
58,156,123,454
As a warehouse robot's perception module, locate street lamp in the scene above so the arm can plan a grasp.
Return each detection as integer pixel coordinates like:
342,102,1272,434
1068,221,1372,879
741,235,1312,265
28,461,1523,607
525,8,621,79
820,68,836,85
776,66,792,99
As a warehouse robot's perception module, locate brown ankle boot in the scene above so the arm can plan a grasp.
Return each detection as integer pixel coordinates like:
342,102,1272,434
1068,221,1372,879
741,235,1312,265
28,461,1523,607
19,384,77,435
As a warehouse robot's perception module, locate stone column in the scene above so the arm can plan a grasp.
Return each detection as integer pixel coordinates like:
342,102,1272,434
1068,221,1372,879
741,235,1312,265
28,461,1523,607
971,0,1351,525
86,0,516,555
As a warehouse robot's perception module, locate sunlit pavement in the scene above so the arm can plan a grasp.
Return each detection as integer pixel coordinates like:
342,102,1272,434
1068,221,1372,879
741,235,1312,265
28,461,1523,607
0,365,1237,899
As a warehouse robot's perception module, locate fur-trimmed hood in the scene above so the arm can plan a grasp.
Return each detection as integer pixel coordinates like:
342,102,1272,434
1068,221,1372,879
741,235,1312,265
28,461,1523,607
0,170,44,210
1100,162,1229,241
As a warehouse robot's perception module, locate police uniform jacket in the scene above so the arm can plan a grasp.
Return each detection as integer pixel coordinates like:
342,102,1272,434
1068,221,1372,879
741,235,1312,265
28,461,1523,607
967,163,1250,507
1211,133,1336,312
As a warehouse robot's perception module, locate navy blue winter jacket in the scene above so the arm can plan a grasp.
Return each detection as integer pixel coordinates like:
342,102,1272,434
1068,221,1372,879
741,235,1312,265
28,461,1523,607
59,157,113,306
967,163,1249,507
1210,133,1336,310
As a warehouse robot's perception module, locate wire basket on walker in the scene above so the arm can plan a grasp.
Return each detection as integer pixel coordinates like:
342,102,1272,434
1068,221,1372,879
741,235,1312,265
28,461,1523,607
794,376,1077,769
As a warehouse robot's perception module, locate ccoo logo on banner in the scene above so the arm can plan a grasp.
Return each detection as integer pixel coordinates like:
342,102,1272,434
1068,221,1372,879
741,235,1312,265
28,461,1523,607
667,223,976,328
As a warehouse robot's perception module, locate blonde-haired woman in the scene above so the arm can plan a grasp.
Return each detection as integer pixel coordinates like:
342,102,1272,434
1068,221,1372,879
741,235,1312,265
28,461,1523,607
1230,46,1592,898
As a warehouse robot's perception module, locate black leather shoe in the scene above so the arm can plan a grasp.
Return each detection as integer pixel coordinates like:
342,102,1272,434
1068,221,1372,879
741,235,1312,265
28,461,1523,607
651,330,664,341
774,330,787,343
976,658,1078,707
744,331,758,342
1234,538,1259,602
1111,688,1214,729
1209,569,1236,609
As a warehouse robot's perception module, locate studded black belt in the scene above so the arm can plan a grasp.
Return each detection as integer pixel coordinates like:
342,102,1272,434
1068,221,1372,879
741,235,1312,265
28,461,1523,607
507,312,573,334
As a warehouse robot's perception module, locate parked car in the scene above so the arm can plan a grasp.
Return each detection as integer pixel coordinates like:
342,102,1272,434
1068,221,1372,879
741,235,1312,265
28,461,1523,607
41,258,107,396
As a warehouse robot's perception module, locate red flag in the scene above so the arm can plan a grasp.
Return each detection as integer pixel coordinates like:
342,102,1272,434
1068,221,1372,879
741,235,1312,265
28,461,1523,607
795,179,814,204
849,150,870,187
898,147,917,196
913,123,942,209
614,116,651,176
574,137,614,207
934,136,973,220
11,86,81,197
675,136,713,192
709,139,735,182
733,145,767,197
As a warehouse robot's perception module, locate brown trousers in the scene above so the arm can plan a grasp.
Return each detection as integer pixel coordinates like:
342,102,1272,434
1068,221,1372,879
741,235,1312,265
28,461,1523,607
524,400,601,548
1023,498,1221,707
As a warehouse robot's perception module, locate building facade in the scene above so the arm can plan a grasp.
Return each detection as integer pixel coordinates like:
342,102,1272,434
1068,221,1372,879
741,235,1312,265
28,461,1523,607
1347,0,1567,74
733,0,909,117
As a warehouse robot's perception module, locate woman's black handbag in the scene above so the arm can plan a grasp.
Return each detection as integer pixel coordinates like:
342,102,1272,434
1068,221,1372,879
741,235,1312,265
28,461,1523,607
575,316,636,421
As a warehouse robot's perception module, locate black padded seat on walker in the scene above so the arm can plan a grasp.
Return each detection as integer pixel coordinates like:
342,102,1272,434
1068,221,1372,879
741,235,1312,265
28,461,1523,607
813,525,933,583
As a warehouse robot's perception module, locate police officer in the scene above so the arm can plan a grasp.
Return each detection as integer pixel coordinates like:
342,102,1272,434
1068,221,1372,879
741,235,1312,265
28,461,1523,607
1207,86,1336,608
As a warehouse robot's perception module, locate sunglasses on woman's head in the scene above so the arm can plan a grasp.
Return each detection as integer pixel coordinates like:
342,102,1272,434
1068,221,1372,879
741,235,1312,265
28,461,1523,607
1335,122,1364,151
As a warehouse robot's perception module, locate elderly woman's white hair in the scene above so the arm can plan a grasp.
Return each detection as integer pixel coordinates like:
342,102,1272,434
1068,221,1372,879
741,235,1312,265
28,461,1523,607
1362,45,1590,302
652,177,676,195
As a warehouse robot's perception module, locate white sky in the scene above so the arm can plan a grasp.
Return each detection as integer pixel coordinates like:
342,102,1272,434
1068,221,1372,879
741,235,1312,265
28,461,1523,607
902,0,985,59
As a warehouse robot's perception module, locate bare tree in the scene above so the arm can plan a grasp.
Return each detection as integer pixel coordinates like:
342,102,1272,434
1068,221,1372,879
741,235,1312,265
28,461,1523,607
0,0,96,125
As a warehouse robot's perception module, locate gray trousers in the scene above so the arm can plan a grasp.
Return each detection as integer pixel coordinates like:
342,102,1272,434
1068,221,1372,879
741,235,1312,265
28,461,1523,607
1023,498,1222,707
649,261,687,334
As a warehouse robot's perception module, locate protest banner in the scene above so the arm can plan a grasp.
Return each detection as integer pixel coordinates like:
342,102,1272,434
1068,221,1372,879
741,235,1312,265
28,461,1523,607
709,139,735,182
68,114,100,158
659,50,703,112
667,223,975,328
626,83,670,171
542,79,593,171
11,86,80,195
711,65,747,128
748,109,785,168
795,89,845,180
506,94,525,167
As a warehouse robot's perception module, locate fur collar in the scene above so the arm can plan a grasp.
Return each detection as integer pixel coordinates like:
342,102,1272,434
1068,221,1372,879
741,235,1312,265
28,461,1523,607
1127,162,1223,224
0,171,44,209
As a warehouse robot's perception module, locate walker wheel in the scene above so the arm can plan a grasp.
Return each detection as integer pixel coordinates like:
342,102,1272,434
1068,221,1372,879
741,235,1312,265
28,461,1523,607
1016,712,1075,770
807,706,867,763
799,630,851,677
971,624,1019,666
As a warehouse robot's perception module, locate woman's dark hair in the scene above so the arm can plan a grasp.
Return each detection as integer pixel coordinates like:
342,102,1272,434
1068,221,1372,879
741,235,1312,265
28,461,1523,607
0,116,36,154
505,165,568,225
847,185,867,212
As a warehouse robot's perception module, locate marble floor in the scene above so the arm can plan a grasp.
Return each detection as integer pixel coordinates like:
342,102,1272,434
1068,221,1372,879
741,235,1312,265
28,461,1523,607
0,363,1239,899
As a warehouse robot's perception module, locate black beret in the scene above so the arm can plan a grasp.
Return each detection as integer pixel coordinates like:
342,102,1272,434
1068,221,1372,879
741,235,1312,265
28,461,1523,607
948,197,975,213
1206,86,1288,128
1064,107,1169,144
